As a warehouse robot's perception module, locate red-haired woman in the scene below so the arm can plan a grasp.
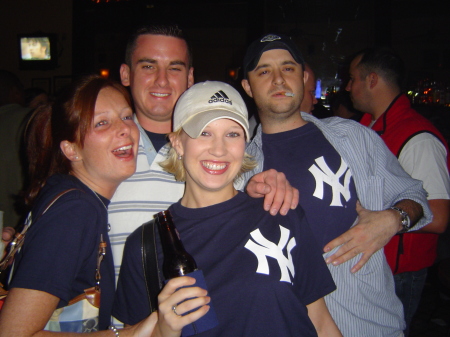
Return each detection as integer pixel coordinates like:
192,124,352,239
0,75,208,337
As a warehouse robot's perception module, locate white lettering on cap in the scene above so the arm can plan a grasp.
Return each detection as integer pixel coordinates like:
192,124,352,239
260,34,282,43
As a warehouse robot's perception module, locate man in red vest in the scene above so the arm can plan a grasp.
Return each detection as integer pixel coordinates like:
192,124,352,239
346,47,450,336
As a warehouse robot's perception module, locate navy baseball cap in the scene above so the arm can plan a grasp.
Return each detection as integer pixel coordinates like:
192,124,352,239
243,33,304,79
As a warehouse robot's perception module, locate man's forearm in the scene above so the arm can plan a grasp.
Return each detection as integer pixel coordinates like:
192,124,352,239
416,199,450,234
392,199,424,231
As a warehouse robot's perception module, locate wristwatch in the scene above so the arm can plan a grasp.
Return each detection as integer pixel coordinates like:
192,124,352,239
390,207,411,233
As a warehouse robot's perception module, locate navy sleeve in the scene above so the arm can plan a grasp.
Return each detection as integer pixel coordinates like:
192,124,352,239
10,191,99,304
113,226,151,325
288,206,336,305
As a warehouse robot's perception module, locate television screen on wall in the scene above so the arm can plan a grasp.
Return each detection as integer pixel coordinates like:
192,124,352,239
18,33,57,70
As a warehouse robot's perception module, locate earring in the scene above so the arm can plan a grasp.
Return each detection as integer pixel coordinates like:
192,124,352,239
75,156,79,160
178,155,182,160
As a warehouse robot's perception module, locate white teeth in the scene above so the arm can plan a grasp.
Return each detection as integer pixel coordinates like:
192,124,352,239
151,93,169,97
203,162,226,170
113,145,132,152
284,92,294,97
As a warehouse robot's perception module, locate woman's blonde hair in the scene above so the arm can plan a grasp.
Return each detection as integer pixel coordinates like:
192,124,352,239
160,128,257,182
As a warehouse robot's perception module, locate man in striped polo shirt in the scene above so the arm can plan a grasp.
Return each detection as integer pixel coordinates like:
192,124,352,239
108,25,299,287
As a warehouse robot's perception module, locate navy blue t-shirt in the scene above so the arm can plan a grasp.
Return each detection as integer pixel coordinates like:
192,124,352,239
114,192,335,336
11,174,115,330
262,123,358,247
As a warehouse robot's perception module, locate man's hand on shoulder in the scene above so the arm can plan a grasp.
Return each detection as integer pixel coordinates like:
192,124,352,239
246,169,299,216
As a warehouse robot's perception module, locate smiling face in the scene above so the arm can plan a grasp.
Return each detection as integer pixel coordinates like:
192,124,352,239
65,86,139,198
242,49,307,132
120,34,194,133
173,118,245,207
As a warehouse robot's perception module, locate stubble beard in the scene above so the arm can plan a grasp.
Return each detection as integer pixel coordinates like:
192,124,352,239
257,98,300,124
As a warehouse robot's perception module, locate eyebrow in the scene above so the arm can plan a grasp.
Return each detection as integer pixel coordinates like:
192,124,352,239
253,60,299,72
94,110,108,117
281,60,298,67
94,105,132,116
253,63,270,72
169,60,187,67
136,58,156,65
136,58,187,67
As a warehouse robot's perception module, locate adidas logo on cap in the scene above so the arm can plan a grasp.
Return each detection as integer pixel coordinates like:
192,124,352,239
208,90,232,105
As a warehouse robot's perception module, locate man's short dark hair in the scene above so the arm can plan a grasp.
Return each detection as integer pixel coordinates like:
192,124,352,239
124,24,192,68
355,47,405,90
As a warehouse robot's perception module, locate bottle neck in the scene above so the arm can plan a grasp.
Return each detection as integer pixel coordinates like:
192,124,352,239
155,210,198,278
158,219,187,254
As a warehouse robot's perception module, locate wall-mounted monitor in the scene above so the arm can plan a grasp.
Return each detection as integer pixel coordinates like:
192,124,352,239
18,33,57,70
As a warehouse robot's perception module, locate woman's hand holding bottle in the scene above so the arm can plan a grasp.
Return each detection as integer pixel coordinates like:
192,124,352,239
132,276,210,337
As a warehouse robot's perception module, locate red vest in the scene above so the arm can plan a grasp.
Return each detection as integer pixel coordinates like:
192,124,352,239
360,94,450,274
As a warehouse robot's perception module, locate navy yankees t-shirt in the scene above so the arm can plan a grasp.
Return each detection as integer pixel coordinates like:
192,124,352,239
11,174,115,330
114,192,335,336
262,123,358,247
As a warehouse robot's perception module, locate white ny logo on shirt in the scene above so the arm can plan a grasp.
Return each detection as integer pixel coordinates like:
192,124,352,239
308,156,352,206
245,225,296,283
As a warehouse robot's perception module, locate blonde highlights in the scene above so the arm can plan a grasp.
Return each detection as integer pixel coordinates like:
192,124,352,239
159,129,257,182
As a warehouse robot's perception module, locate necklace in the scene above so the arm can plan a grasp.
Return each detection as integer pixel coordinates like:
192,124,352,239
91,189,108,211
87,187,111,232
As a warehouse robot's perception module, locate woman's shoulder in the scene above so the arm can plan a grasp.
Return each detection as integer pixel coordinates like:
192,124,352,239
47,173,89,190
32,174,102,221
127,221,145,247
40,174,97,200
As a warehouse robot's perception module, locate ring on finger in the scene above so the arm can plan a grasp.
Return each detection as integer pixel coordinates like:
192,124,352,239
172,305,181,316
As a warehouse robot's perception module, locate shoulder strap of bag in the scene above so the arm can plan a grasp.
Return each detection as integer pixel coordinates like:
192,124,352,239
141,219,162,313
0,188,79,273
68,236,106,308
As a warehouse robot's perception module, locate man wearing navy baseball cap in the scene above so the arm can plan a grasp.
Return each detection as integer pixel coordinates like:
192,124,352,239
239,33,432,336
243,34,305,77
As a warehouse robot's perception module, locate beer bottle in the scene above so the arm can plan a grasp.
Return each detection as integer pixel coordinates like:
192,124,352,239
155,210,197,279
154,209,218,336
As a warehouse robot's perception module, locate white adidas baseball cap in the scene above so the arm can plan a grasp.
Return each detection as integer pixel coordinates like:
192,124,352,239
173,81,250,141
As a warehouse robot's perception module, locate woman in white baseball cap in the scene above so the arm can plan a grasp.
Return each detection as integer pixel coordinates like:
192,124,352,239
114,81,342,337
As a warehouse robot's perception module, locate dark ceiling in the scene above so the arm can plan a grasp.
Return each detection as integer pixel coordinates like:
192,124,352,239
72,0,450,87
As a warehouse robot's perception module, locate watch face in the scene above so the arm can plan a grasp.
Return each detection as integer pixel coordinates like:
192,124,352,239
402,212,411,228
391,207,410,232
